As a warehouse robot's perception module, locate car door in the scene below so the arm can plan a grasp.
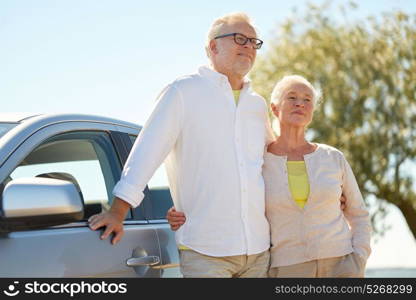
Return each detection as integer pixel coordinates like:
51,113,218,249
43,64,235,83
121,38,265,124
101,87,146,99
0,121,161,277
125,133,181,278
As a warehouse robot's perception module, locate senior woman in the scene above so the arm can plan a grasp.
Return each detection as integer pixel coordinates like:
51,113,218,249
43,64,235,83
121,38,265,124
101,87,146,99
265,75,371,277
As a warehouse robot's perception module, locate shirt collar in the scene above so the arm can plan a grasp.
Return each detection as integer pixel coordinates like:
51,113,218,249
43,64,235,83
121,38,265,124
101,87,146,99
198,65,251,91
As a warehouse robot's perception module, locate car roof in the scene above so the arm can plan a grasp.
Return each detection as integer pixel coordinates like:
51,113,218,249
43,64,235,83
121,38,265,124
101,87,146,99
0,113,141,129
0,113,141,174
0,113,41,123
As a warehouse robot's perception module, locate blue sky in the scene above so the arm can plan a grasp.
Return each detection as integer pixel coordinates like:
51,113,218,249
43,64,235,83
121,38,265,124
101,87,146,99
1,0,416,270
1,0,415,124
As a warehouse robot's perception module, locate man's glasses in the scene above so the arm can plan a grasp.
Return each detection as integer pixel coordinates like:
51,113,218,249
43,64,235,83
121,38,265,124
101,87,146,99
214,32,263,50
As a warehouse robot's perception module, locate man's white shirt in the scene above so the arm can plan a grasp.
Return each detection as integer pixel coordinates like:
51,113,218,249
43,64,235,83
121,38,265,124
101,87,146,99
113,66,274,256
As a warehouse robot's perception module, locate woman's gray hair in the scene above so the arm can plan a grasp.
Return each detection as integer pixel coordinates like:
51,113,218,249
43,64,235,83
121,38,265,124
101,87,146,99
271,75,321,108
205,12,258,58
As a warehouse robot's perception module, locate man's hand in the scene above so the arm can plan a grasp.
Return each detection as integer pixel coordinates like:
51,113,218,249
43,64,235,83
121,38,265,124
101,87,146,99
340,193,346,211
166,207,186,231
88,197,130,245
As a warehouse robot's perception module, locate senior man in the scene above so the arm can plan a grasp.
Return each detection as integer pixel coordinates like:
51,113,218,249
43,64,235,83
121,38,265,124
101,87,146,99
89,12,273,277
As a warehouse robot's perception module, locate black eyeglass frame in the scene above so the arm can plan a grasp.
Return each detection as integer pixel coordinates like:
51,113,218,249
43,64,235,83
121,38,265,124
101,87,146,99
214,32,263,49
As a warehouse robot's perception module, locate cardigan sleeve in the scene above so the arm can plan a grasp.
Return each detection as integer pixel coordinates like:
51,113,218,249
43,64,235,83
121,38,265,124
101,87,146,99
341,154,372,260
265,110,276,146
112,83,184,208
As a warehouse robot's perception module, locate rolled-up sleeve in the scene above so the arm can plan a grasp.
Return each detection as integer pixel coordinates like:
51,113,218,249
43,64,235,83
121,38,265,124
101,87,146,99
341,155,372,260
113,83,184,208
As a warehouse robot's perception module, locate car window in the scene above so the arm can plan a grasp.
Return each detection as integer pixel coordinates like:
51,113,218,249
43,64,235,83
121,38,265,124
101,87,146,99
129,135,173,220
9,131,128,220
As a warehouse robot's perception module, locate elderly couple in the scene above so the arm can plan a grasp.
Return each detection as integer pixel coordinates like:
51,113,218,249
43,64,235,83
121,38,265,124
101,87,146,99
89,12,371,278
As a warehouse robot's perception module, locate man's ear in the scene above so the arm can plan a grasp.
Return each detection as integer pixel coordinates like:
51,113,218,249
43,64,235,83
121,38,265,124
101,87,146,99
209,39,218,55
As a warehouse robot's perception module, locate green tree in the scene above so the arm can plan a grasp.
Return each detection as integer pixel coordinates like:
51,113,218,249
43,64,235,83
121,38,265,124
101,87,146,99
251,2,416,239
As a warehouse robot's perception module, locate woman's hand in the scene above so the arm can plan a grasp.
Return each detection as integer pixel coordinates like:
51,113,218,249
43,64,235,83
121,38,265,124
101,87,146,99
166,207,186,231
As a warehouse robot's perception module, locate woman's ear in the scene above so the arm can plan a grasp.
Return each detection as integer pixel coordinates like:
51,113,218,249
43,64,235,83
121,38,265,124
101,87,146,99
271,103,279,116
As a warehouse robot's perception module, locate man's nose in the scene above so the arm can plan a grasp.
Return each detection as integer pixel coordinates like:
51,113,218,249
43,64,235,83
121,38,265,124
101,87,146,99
242,41,256,50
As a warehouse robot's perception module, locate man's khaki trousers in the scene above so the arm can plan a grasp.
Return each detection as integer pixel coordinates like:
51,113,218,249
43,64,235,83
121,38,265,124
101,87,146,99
179,249,270,278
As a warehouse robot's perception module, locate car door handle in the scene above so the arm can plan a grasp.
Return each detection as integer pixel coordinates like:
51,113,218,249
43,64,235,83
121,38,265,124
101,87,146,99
126,256,160,267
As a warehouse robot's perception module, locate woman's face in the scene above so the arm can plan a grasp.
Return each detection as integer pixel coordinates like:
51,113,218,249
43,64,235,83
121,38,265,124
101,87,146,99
272,83,315,128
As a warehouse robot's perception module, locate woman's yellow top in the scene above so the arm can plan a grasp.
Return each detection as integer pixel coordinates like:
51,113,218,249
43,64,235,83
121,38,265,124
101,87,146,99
287,161,310,209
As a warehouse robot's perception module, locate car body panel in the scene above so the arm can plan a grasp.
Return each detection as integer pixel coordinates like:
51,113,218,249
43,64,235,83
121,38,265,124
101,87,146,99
0,224,161,277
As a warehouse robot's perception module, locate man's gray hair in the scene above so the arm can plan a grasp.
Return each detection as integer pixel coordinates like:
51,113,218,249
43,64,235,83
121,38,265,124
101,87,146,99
205,12,258,58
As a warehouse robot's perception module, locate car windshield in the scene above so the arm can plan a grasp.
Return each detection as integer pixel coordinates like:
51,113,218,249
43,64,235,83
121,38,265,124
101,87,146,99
0,123,17,139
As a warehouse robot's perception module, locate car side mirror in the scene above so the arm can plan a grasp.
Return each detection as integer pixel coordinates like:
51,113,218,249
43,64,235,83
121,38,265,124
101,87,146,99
0,177,84,232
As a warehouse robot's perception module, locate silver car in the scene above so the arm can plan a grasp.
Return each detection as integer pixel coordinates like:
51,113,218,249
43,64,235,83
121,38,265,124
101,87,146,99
0,113,180,277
